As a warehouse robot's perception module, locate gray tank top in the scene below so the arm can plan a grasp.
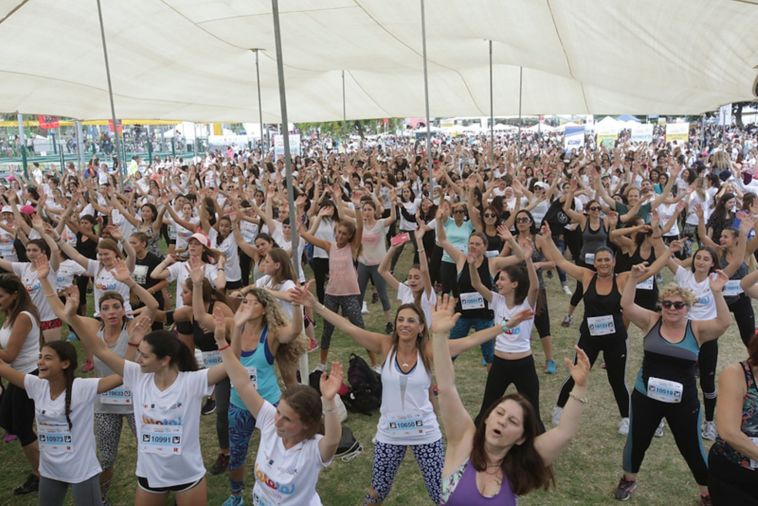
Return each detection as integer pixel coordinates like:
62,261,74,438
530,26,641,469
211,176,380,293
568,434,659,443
94,324,133,415
579,221,608,265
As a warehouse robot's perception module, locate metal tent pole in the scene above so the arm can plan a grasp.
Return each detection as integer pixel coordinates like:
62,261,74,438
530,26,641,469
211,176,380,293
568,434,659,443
518,66,523,150
420,0,433,198
95,0,123,178
253,49,266,152
489,40,494,168
342,70,347,122
17,112,28,178
75,120,85,171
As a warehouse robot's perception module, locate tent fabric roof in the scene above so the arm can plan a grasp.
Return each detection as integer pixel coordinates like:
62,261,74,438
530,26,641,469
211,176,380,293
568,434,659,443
1,0,757,122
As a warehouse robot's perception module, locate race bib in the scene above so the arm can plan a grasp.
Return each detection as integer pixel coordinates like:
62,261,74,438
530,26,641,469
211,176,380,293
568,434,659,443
584,253,595,265
485,250,500,258
167,224,177,240
38,421,74,453
133,265,148,285
750,437,758,469
460,292,485,311
100,386,133,405
636,276,654,290
246,366,258,389
141,424,183,455
587,315,615,336
387,411,425,437
646,377,683,403
201,350,222,368
723,279,743,297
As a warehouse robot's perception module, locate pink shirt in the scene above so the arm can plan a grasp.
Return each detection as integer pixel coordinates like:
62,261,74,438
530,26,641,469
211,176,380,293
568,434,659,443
326,242,360,296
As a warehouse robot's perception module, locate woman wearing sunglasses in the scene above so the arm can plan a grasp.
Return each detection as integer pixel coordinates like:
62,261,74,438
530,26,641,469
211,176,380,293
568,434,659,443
612,264,731,504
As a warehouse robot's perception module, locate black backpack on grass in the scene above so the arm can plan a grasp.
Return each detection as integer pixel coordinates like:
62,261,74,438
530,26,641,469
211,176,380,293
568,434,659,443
342,353,382,415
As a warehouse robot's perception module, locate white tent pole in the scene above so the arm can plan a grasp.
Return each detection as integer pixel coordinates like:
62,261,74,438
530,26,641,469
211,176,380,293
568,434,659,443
253,49,265,152
518,66,523,149
95,0,123,178
342,70,346,122
75,120,85,170
420,0,433,198
271,0,307,382
489,40,494,168
17,112,28,178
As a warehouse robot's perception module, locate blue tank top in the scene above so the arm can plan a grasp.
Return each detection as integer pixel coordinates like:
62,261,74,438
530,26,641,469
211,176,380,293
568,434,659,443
230,324,281,410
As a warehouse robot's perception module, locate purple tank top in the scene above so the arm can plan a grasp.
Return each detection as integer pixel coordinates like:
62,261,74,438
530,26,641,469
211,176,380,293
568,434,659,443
445,460,517,505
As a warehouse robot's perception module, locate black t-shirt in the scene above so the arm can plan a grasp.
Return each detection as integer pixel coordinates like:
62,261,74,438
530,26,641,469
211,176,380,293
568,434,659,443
133,251,164,308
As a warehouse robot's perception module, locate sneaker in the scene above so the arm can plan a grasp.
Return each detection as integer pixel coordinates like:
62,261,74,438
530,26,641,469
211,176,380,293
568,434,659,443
384,322,394,334
655,420,665,438
561,315,572,327
307,338,319,352
545,359,557,375
312,363,325,373
613,477,637,501
201,398,216,416
81,359,94,373
562,284,572,296
481,358,488,367
701,420,717,441
551,406,563,426
14,474,39,495
222,495,244,506
66,331,77,342
371,292,379,304
546,270,553,279
361,302,369,314
210,453,229,475
618,417,630,436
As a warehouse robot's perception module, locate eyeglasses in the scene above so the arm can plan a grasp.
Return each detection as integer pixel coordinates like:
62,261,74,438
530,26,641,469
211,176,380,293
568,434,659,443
588,206,601,211
453,209,466,214
515,217,531,224
661,300,688,310
484,213,496,218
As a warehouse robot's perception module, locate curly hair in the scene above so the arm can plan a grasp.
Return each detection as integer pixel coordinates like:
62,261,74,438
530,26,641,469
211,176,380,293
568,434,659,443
658,282,696,307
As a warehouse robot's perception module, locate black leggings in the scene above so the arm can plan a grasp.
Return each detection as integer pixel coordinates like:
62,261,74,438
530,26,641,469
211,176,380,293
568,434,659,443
698,339,718,422
623,390,707,486
309,257,330,304
214,377,230,451
475,355,544,433
708,449,758,505
728,295,755,348
534,289,550,338
556,334,629,418
439,261,458,296
239,247,253,287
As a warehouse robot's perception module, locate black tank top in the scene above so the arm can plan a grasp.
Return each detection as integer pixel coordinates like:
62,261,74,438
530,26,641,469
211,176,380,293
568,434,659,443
192,301,216,351
580,274,626,339
454,257,493,320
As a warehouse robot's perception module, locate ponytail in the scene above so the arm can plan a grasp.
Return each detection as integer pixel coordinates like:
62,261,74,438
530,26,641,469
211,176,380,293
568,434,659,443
143,330,198,372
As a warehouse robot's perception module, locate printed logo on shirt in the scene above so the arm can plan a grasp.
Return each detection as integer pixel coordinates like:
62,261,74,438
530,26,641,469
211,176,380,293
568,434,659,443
95,281,118,292
255,463,296,495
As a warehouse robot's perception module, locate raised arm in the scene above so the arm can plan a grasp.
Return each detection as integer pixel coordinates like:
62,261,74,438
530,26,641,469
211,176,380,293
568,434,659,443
715,363,758,462
468,254,493,303
317,361,344,462
621,263,661,331
378,245,401,290
692,271,731,343
536,223,589,282
741,268,758,299
415,226,433,298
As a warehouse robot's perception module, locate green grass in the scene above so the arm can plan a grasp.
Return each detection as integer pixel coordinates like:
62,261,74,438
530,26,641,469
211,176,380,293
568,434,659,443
0,250,753,505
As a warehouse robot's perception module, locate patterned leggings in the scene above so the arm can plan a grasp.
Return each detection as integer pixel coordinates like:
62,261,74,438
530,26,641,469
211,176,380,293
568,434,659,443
95,412,137,469
321,294,364,350
365,439,444,504
228,404,257,472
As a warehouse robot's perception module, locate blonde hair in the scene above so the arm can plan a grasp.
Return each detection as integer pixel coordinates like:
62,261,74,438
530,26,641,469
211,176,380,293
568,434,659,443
658,283,696,307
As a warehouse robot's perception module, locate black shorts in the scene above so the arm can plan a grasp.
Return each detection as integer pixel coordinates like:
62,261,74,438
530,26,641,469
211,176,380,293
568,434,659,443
225,279,244,290
137,476,203,494
0,371,38,446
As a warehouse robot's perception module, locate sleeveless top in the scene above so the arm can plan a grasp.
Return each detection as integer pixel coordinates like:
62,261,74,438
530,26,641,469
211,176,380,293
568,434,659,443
719,256,748,303
230,324,281,410
326,242,360,296
580,274,626,340
627,243,658,303
710,361,758,471
94,324,133,414
376,348,441,445
454,257,493,320
442,459,517,505
634,319,700,403
579,222,608,265
484,231,504,259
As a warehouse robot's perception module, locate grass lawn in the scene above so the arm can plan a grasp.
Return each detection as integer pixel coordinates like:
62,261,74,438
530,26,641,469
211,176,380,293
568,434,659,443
0,248,753,505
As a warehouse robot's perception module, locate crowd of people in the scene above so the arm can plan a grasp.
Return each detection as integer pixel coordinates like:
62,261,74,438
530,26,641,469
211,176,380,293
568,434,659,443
0,122,756,505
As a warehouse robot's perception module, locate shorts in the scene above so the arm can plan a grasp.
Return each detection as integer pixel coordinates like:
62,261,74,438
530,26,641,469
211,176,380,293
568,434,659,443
137,476,203,494
41,318,63,331
225,279,244,290
0,374,37,446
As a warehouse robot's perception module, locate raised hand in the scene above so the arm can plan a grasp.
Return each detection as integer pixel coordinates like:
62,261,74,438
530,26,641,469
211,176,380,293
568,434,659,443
430,294,460,335
63,286,80,318
33,254,50,279
709,269,729,292
289,280,316,307
508,308,535,327
213,305,228,346
497,223,513,242
130,314,153,345
629,262,650,281
566,346,591,388
110,258,133,284
320,361,344,401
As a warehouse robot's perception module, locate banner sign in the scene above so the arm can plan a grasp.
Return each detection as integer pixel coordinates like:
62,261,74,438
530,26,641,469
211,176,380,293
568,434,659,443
665,122,689,143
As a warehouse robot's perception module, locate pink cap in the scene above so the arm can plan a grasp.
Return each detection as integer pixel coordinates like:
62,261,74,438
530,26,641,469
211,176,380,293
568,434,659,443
19,205,36,215
189,232,210,248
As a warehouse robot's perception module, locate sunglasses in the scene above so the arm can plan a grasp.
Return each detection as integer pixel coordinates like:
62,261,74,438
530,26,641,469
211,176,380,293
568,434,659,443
661,300,688,310
515,217,531,224
453,209,466,214
484,213,496,218
588,206,601,211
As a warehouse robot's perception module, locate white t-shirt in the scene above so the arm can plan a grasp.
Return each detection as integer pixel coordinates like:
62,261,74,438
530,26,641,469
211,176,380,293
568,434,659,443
0,228,17,261
56,259,88,291
87,260,133,317
655,202,680,237
396,282,436,330
12,262,57,322
25,376,102,483
675,266,716,321
255,276,298,320
489,293,535,354
251,401,331,506
209,229,241,283
167,261,219,308
0,310,40,373
175,216,200,251
312,219,336,259
122,360,212,488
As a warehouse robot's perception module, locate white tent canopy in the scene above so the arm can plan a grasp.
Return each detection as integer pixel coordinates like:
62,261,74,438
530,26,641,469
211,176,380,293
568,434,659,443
1,0,757,122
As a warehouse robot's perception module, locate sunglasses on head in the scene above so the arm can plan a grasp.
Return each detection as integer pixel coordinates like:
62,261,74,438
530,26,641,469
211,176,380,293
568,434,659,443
661,300,687,310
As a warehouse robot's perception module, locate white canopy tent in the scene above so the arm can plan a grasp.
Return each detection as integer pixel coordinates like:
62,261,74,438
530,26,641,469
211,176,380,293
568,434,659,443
1,0,757,122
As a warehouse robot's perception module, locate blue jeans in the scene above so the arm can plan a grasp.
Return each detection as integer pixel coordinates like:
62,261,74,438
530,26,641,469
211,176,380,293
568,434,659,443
449,317,494,364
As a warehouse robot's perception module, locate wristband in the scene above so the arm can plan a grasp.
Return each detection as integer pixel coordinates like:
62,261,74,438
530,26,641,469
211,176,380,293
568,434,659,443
217,343,231,352
500,321,512,333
